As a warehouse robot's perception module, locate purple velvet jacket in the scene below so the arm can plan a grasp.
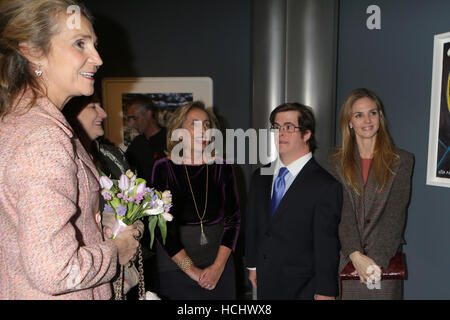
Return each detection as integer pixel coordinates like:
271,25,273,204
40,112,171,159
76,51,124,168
151,158,241,257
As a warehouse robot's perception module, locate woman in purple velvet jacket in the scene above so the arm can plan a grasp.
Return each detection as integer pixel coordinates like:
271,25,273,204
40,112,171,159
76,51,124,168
151,101,241,300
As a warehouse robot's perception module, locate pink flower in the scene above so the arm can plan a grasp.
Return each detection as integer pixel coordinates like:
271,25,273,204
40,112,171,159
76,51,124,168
101,190,112,201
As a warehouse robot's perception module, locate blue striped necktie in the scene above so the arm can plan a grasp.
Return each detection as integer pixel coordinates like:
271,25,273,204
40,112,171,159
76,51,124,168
270,167,289,216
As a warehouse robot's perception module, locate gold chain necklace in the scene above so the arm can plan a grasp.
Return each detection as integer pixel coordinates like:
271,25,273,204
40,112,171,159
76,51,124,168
184,164,209,245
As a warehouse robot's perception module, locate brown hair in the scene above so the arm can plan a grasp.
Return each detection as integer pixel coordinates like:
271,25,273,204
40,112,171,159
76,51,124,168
269,102,318,153
0,0,92,119
333,88,398,194
165,101,218,155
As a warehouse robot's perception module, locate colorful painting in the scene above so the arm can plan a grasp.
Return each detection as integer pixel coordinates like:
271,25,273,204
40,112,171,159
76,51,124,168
427,33,450,187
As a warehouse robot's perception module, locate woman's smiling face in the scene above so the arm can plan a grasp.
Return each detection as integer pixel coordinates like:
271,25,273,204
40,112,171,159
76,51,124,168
77,102,107,141
182,107,211,154
350,97,381,142
39,15,102,108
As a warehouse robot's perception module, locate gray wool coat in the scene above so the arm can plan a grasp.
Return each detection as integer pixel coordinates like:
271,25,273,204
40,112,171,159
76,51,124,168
328,148,414,272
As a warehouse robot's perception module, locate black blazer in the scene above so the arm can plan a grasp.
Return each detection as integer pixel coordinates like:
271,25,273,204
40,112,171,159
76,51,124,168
245,157,342,299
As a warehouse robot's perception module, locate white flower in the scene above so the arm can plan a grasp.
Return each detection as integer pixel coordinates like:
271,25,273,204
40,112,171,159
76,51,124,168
99,176,113,190
118,174,130,191
162,212,173,222
144,199,164,216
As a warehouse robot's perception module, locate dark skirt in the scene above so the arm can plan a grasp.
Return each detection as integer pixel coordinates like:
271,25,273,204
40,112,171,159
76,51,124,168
157,257,235,300
340,279,403,300
155,223,236,300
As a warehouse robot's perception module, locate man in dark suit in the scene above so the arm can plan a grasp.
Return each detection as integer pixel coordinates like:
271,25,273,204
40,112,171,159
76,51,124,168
125,94,166,183
245,103,342,300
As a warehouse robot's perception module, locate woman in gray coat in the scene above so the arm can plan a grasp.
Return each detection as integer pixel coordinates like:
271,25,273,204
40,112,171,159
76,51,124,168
331,88,414,299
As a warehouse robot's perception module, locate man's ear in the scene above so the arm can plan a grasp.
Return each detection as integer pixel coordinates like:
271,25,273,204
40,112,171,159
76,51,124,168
302,130,311,142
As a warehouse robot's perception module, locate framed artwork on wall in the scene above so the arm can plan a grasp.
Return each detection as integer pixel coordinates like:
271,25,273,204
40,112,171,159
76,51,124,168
427,32,450,187
101,77,213,150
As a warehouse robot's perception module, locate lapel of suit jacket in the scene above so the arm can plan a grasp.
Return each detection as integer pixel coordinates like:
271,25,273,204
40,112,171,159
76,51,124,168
270,157,317,221
361,153,401,238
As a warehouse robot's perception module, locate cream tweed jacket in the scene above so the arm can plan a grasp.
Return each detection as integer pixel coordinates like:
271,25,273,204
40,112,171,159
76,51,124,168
0,93,118,299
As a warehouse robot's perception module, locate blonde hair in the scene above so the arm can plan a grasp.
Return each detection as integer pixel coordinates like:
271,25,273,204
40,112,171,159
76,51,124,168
165,101,219,156
0,0,92,119
333,88,398,194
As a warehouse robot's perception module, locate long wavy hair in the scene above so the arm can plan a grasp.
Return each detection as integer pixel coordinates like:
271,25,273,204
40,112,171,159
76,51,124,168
0,0,92,119
333,88,398,194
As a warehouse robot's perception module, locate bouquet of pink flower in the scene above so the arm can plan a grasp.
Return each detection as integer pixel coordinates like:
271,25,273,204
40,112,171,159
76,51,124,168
99,169,173,248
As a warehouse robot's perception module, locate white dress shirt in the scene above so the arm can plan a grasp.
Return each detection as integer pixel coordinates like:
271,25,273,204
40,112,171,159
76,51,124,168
270,152,313,198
